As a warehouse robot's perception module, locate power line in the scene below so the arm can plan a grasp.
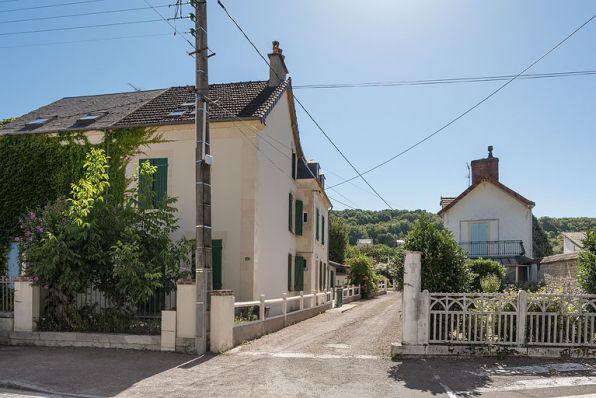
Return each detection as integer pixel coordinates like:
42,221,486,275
217,0,395,211
0,32,173,49
293,71,596,90
329,13,596,189
142,0,196,51
0,4,171,24
327,196,357,210
0,0,105,13
0,18,187,36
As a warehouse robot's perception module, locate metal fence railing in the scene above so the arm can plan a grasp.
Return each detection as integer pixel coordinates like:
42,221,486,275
458,240,525,257
428,291,596,347
0,276,15,312
38,283,177,335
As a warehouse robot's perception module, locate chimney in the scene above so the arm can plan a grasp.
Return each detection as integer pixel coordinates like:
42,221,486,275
268,41,288,87
471,145,499,184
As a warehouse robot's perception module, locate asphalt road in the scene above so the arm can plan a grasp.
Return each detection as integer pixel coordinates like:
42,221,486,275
4,292,596,397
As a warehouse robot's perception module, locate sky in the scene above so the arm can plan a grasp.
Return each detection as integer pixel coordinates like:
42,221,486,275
1,1,595,218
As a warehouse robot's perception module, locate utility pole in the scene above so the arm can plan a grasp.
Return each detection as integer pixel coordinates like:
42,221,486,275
193,0,211,355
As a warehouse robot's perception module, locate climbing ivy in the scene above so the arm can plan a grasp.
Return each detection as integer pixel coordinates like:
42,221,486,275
0,127,163,269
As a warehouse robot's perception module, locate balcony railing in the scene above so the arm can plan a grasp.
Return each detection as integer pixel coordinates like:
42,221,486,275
458,240,525,258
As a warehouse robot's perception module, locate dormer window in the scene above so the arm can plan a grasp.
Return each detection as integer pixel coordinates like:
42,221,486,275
25,116,56,128
76,112,107,124
167,109,187,117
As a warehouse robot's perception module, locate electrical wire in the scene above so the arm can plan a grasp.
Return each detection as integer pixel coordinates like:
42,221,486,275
327,196,357,210
329,13,596,189
0,18,186,36
0,32,173,49
0,0,105,13
141,0,197,57
293,71,596,90
0,5,171,24
216,0,395,211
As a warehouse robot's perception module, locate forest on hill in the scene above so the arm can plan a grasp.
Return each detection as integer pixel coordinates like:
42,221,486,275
331,209,596,255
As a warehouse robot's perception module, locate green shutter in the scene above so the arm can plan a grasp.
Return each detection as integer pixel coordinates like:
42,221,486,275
319,260,323,290
291,152,296,179
212,240,223,290
295,200,303,236
288,253,293,292
324,263,327,290
316,208,320,241
322,216,325,245
288,193,293,233
139,158,167,209
294,256,304,291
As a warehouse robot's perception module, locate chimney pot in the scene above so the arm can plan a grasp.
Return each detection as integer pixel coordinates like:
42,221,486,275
471,147,499,184
268,40,289,87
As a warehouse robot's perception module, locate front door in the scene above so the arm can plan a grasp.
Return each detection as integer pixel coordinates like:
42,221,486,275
471,222,488,256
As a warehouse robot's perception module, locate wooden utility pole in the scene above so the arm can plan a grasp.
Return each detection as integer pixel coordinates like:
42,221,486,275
193,0,211,355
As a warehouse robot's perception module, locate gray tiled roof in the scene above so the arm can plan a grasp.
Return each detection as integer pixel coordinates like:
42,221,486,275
561,232,586,248
114,80,290,127
0,90,165,135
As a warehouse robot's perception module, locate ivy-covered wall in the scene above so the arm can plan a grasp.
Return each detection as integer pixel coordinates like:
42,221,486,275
0,127,161,266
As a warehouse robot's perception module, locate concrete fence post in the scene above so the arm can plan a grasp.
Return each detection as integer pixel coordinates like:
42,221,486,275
13,277,40,332
282,293,287,318
161,310,176,351
299,291,304,311
176,280,196,339
384,280,388,293
209,290,235,353
517,290,527,347
259,295,265,321
402,251,422,345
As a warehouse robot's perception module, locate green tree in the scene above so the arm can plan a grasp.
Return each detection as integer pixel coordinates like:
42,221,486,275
392,214,470,293
347,255,377,299
329,215,349,263
532,215,554,258
467,258,505,292
0,117,15,127
577,229,596,294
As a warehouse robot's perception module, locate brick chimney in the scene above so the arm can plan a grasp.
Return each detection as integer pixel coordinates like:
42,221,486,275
268,41,288,87
471,146,499,184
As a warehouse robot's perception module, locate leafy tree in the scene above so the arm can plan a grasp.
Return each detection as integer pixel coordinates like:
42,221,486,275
467,258,505,292
347,255,377,299
329,215,349,263
577,229,596,294
532,215,554,258
0,117,15,127
392,214,470,293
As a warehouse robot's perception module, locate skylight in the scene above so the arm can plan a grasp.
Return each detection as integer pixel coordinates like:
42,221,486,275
180,100,195,107
167,109,187,117
75,112,108,124
25,116,56,128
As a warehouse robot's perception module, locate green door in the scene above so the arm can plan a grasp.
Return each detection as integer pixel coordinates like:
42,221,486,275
331,270,335,289
212,239,223,290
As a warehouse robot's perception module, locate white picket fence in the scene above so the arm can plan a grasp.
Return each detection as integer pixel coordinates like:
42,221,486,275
428,291,596,347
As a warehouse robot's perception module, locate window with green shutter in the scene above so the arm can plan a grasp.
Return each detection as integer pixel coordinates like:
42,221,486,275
139,158,168,209
323,262,327,290
316,208,320,241
294,256,304,291
288,193,293,233
291,152,296,180
322,216,325,245
295,200,303,236
288,253,293,292
319,260,323,290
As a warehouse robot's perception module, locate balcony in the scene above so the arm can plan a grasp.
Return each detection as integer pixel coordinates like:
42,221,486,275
458,240,525,258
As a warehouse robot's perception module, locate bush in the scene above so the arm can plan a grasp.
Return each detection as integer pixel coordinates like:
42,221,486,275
480,274,502,293
467,258,506,292
347,255,377,299
392,214,470,293
578,229,596,294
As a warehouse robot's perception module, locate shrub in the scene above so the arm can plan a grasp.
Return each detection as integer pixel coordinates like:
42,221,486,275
347,255,377,299
578,229,596,294
480,274,502,293
467,258,506,292
392,214,470,293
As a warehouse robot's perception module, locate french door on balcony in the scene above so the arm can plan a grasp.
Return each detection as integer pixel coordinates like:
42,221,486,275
470,222,488,256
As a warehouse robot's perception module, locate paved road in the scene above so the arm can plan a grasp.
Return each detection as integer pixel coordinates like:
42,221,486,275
5,292,596,397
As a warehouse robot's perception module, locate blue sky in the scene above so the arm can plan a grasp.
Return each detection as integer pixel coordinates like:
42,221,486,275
1,1,594,218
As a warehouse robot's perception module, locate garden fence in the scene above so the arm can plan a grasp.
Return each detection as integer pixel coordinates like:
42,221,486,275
428,291,596,347
0,276,14,312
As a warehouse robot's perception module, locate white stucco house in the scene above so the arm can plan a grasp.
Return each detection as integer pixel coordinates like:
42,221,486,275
562,232,586,254
0,42,333,304
438,147,536,283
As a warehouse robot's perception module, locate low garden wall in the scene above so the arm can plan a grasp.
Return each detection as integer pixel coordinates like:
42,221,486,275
7,331,161,350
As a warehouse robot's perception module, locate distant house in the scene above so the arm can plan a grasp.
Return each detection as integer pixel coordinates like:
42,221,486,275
0,42,333,305
438,147,535,283
357,239,373,248
329,260,349,287
562,232,586,254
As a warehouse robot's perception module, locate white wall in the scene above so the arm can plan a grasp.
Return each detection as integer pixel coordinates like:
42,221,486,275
563,238,580,254
442,181,533,258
